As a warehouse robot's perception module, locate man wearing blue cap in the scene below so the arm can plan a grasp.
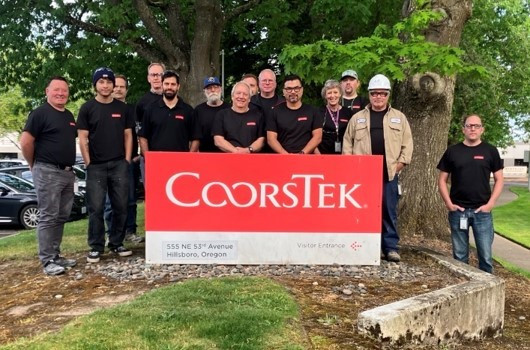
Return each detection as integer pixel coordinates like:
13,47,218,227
77,67,135,263
190,76,230,152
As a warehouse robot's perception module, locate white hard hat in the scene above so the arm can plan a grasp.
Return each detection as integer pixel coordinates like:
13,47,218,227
368,74,391,90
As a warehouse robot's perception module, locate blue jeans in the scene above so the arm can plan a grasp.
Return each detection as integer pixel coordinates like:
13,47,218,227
104,161,139,234
86,159,128,252
448,209,494,273
32,162,75,265
382,176,400,254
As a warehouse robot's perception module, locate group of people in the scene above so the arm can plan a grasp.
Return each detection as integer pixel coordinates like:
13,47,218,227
20,62,502,276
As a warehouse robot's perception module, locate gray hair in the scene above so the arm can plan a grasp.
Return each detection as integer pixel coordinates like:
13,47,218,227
321,79,342,99
231,81,251,97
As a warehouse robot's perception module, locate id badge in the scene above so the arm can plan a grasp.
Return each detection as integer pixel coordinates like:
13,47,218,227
334,141,342,153
459,215,468,230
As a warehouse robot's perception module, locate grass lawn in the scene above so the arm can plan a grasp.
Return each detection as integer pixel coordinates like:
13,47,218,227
1,277,305,350
0,203,307,349
493,187,530,249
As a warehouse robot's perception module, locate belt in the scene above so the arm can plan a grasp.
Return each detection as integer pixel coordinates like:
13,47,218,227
39,162,73,171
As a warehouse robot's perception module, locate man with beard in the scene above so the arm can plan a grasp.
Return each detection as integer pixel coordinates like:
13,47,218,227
139,70,194,152
267,75,323,154
190,76,230,152
212,81,265,153
340,70,368,115
342,74,413,262
77,67,134,263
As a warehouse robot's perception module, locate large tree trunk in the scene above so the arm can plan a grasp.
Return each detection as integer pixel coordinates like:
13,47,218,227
393,0,472,239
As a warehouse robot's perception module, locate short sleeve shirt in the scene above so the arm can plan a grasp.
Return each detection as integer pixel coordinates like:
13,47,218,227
76,99,135,163
192,102,230,152
267,103,323,153
24,102,77,166
212,108,265,148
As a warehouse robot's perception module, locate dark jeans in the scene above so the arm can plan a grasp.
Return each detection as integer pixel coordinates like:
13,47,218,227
449,209,494,273
86,159,128,252
104,161,139,234
381,176,400,254
32,162,75,265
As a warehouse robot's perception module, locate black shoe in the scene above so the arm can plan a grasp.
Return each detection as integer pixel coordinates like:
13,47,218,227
87,250,101,263
54,256,77,268
110,246,132,257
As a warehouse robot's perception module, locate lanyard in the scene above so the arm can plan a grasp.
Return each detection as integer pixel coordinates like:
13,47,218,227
326,106,340,133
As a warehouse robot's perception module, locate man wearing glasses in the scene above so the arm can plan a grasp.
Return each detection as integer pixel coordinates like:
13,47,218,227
267,74,323,154
342,74,413,262
437,114,503,273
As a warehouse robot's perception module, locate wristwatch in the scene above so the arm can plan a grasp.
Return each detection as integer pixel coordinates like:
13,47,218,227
248,146,254,153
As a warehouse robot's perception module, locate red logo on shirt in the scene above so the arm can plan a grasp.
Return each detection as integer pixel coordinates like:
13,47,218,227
69,122,76,126
246,122,256,126
352,105,361,108
111,114,121,118
298,117,308,121
175,115,184,120
339,119,349,123
474,155,484,160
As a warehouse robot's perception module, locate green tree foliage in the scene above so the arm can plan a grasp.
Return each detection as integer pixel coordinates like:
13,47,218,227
450,0,530,146
0,87,30,134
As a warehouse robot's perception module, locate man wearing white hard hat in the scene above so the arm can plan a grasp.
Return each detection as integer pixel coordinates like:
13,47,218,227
342,74,413,262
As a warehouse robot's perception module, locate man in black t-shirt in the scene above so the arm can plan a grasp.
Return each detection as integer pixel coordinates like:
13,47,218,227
212,81,265,153
138,70,194,152
267,75,323,154
190,76,230,152
437,114,504,273
77,67,135,263
340,70,368,115
20,76,78,276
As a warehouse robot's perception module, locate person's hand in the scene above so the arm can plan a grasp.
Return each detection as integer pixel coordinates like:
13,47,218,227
475,203,494,213
447,203,465,212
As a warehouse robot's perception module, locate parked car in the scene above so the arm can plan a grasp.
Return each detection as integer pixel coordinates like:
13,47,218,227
0,159,28,169
0,173,86,229
0,165,87,193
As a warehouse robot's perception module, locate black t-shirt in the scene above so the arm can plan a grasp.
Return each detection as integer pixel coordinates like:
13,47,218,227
437,142,503,208
125,103,139,157
212,108,265,149
251,94,284,153
138,98,194,152
192,101,230,152
77,99,135,163
341,95,368,115
135,91,162,125
370,107,388,181
267,103,323,153
317,106,353,154
24,102,77,166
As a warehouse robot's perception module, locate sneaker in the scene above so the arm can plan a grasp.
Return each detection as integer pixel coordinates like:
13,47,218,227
110,246,132,257
54,256,77,268
87,250,101,263
43,261,65,276
386,251,401,262
125,233,145,243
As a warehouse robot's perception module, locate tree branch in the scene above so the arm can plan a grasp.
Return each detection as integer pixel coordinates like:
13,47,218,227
161,1,190,55
224,0,262,22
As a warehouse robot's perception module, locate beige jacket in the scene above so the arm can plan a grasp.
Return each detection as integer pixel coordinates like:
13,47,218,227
342,105,413,181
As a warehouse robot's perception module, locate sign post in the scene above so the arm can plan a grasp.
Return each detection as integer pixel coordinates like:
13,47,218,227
145,152,383,265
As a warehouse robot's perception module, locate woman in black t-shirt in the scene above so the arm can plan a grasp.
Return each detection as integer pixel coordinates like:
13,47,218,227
316,80,353,154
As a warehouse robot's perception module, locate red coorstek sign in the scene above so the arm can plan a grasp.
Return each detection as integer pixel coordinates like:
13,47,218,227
145,152,382,265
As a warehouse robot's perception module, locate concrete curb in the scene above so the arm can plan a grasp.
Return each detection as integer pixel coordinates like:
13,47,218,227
357,247,505,346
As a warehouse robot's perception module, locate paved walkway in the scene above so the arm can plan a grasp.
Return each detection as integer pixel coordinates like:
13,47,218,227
470,182,530,272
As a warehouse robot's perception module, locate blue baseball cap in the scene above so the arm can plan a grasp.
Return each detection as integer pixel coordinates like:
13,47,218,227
203,76,221,89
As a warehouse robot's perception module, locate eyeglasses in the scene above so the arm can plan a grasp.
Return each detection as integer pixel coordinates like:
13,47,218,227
261,79,275,83
149,73,163,78
284,86,302,93
464,124,483,129
369,91,389,97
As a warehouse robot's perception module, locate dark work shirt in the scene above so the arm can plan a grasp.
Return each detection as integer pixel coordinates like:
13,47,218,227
318,106,353,154
192,101,230,152
212,108,265,149
341,95,368,115
138,98,194,152
267,102,323,153
370,107,388,181
251,94,284,153
24,102,77,166
437,142,503,208
136,91,162,125
77,99,134,164
125,103,139,157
